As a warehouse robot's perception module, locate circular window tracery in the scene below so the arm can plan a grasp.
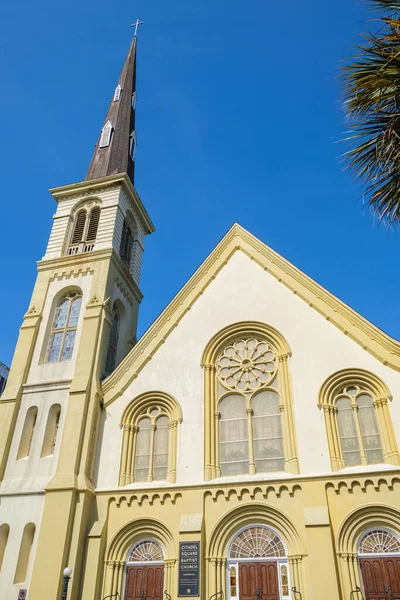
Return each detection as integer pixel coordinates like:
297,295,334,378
127,540,164,563
359,530,400,555
216,339,278,393
229,526,285,559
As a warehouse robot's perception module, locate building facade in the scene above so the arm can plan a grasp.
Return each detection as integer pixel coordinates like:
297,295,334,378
1,33,400,600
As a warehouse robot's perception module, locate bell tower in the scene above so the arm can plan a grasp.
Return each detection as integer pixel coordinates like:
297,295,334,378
0,28,153,600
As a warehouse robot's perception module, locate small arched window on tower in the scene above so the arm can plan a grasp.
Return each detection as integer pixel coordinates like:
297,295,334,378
47,293,82,363
14,523,35,584
99,120,113,148
132,92,137,110
129,131,137,160
41,404,61,457
105,305,120,375
120,219,133,267
0,524,10,571
17,406,38,460
68,205,101,255
113,84,122,101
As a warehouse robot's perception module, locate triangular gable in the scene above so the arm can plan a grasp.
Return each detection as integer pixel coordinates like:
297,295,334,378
102,223,400,406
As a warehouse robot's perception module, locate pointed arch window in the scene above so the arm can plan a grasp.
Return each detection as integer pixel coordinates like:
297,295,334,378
119,392,182,486
120,219,133,267
100,120,113,148
113,84,122,101
105,305,120,375
47,293,82,363
132,92,137,110
319,370,399,471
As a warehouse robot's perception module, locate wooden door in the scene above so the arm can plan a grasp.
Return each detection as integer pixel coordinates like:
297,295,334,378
124,565,164,600
239,562,279,600
361,558,400,600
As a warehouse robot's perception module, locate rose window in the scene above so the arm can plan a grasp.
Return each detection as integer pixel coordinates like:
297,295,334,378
216,338,277,392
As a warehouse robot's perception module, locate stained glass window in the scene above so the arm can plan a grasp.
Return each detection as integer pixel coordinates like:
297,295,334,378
128,540,164,563
359,530,400,555
133,408,170,482
229,526,285,559
336,386,384,467
47,294,82,363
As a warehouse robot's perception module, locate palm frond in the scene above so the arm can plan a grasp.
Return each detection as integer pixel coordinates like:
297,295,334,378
341,0,400,225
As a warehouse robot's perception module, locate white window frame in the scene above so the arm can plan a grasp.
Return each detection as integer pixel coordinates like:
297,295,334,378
99,121,113,148
113,84,122,101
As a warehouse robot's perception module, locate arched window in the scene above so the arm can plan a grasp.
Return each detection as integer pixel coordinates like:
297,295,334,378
202,323,298,480
99,120,113,147
134,412,169,483
130,131,137,160
14,523,35,583
0,524,10,571
47,293,82,363
17,406,38,460
127,540,164,563
41,404,61,457
113,84,122,101
120,219,133,267
319,369,399,471
68,205,101,255
119,392,182,486
105,305,120,375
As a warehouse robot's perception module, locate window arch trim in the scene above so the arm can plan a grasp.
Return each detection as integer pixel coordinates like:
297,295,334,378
319,368,399,470
119,391,183,486
203,322,298,480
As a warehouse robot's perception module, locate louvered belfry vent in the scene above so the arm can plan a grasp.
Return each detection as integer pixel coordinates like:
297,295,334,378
67,206,101,255
71,210,87,245
86,207,101,242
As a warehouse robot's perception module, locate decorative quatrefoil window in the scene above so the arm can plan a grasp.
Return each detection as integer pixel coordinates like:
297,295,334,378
359,530,400,555
229,526,285,559
216,338,277,392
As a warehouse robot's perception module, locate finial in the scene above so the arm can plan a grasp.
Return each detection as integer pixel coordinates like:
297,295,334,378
131,18,144,37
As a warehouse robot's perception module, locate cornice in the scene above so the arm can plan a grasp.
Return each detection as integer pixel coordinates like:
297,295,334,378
102,223,400,406
49,173,155,235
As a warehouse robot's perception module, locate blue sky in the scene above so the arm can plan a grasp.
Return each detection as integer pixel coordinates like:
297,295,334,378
0,0,399,366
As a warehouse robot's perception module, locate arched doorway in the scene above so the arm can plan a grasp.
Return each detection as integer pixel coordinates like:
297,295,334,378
124,540,165,600
227,525,290,600
359,529,400,600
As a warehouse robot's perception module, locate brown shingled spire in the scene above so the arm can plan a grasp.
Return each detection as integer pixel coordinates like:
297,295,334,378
86,35,137,185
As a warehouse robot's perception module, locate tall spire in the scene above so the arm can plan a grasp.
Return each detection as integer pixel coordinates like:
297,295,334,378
86,34,138,185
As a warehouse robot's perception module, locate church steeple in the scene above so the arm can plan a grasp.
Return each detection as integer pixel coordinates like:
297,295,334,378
86,33,138,185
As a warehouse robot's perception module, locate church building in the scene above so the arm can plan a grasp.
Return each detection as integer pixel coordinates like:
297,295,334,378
1,31,400,600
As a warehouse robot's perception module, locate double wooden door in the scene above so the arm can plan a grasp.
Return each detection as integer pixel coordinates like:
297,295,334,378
124,565,164,600
239,562,279,600
360,558,400,600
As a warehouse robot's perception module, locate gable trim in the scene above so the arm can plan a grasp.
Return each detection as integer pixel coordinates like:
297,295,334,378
102,224,400,407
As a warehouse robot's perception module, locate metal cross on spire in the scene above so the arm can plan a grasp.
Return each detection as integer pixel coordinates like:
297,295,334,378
131,18,144,37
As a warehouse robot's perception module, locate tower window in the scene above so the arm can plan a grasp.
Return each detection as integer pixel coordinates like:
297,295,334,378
17,406,38,460
68,205,101,255
41,404,61,457
129,131,137,160
14,523,35,584
132,92,137,110
105,305,120,375
99,121,113,148
120,219,133,267
47,293,82,363
113,84,122,101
